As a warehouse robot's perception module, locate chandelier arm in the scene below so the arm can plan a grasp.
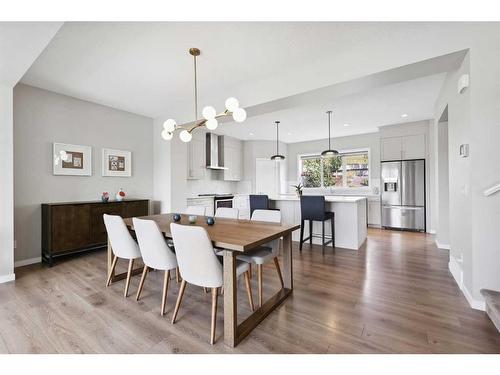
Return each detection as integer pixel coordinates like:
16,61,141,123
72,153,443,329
193,53,198,121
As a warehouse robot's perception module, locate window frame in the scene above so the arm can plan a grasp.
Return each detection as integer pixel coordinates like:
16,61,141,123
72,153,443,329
297,148,371,190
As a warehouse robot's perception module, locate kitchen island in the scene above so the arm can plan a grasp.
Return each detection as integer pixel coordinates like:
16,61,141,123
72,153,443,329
269,195,367,250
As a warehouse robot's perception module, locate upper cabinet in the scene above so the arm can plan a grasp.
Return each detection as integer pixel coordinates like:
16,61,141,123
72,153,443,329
187,132,206,180
381,134,426,161
223,137,243,181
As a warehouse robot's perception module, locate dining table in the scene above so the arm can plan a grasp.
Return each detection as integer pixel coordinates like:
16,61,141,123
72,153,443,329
107,213,300,347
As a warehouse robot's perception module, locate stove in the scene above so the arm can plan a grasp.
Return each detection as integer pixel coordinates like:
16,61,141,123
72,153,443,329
198,194,234,211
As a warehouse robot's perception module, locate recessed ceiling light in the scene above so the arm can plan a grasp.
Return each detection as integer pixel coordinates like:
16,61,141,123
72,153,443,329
249,132,254,136
343,123,350,127
401,113,408,118
287,132,292,135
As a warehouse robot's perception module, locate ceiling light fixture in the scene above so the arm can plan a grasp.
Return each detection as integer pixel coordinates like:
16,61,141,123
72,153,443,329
321,111,338,157
343,123,350,127
270,121,285,160
161,48,247,142
401,113,408,118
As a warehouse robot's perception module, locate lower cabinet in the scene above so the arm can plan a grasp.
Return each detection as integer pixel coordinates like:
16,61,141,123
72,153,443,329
42,199,149,265
367,199,381,226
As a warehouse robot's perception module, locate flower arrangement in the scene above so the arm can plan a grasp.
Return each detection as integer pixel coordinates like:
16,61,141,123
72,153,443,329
291,183,304,197
116,188,126,202
101,192,110,203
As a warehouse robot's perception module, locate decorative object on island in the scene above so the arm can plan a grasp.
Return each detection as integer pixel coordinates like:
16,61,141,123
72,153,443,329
292,183,303,197
53,142,92,176
101,192,110,203
206,216,215,225
321,110,339,157
270,120,285,160
160,48,247,143
188,215,197,224
173,213,181,222
102,148,132,177
116,188,126,201
41,199,149,266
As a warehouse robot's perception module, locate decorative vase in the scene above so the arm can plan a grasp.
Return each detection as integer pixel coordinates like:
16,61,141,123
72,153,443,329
206,217,215,226
101,196,109,203
188,215,197,224
173,213,181,222
116,188,125,202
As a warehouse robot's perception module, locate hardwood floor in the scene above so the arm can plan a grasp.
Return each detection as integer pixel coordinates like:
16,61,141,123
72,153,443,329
1,228,499,353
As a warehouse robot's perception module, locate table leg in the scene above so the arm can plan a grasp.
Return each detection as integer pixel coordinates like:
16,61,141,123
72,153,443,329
107,237,115,281
282,232,293,290
223,250,237,347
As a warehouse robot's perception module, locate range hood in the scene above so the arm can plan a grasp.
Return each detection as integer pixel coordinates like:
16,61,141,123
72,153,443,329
206,133,228,170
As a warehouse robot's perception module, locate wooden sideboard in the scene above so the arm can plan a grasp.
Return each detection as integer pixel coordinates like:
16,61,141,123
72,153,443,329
42,199,149,266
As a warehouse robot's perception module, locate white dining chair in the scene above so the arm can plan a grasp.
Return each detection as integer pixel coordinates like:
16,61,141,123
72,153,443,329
185,206,206,215
133,218,179,315
169,223,254,344
104,214,142,297
237,209,284,307
215,207,239,219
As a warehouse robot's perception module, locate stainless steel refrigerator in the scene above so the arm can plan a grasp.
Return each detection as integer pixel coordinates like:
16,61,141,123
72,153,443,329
381,160,425,231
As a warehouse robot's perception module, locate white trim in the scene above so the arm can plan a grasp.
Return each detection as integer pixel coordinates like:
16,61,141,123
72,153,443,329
0,273,15,284
449,256,463,290
435,239,450,250
14,257,41,268
463,285,486,311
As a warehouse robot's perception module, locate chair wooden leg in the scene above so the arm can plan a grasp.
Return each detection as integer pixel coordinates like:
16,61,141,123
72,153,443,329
161,270,170,315
171,279,187,324
106,255,118,286
210,287,218,345
136,265,149,301
175,267,181,283
258,264,263,307
273,257,284,288
243,271,254,311
124,258,134,298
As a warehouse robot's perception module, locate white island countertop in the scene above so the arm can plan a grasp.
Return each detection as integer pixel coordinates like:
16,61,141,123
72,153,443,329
269,195,367,203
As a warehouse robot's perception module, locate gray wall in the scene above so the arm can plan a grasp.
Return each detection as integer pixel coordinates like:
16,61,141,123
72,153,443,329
437,121,450,246
13,84,154,263
0,84,14,280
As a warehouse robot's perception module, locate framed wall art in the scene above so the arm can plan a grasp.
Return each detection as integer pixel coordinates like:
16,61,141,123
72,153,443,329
53,143,92,176
102,148,132,177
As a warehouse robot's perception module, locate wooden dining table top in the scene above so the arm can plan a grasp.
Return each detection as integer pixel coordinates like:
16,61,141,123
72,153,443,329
123,213,300,252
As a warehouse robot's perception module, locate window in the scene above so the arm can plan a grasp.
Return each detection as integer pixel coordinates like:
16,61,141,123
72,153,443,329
299,150,369,188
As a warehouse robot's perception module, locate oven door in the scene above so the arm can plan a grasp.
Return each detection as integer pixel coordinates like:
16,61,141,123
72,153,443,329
215,198,233,211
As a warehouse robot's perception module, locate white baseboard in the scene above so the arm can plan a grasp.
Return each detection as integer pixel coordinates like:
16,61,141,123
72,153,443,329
14,257,41,268
0,273,15,284
428,229,436,234
463,285,486,311
448,256,486,311
449,256,463,289
435,240,451,250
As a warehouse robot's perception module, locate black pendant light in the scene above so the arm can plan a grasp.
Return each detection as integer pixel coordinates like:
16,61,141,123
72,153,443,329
321,110,339,157
270,121,285,160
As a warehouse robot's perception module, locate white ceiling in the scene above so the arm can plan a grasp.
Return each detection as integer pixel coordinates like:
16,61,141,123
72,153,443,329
19,22,465,143
0,22,62,86
217,73,446,143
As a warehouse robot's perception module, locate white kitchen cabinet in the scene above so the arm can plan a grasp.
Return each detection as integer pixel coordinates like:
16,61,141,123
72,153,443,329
402,134,426,159
223,138,243,181
233,195,250,219
186,197,214,216
367,199,381,226
187,133,206,180
381,134,426,161
381,137,403,161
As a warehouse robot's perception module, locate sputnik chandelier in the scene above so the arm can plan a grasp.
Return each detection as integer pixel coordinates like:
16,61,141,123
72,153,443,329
161,48,247,143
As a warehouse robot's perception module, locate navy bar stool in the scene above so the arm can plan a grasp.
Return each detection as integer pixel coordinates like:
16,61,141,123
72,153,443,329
299,195,335,253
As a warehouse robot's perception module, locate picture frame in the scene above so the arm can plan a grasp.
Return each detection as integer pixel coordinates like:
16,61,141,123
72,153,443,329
53,142,92,176
102,148,132,177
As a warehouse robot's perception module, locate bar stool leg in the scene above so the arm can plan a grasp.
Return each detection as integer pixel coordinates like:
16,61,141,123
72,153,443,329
309,220,313,246
299,219,304,251
322,221,325,254
331,216,335,250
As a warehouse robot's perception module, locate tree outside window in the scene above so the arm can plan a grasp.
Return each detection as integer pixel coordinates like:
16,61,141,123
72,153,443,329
299,150,369,188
